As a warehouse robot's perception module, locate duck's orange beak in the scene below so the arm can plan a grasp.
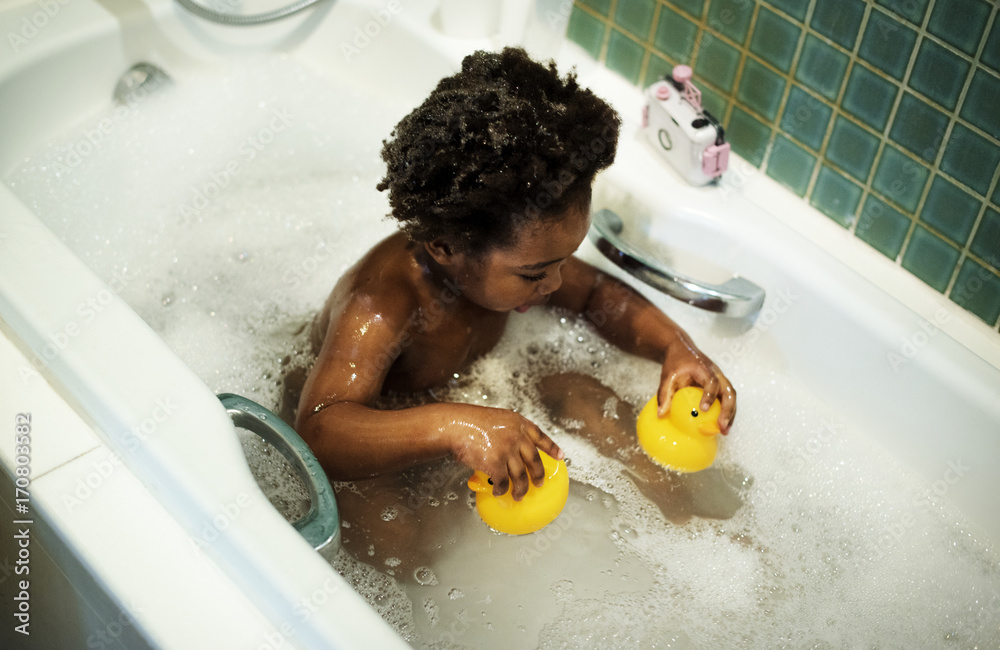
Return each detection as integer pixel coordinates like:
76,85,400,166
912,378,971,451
468,471,493,493
699,419,721,436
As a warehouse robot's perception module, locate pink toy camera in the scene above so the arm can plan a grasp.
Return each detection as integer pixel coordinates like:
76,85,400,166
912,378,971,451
642,65,730,186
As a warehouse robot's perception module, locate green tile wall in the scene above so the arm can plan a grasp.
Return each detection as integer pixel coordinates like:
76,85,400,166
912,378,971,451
568,0,1000,330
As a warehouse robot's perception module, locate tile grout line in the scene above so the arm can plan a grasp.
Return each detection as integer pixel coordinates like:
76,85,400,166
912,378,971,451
841,1,877,237
637,0,663,86
890,0,941,271
805,0,872,224
942,2,999,300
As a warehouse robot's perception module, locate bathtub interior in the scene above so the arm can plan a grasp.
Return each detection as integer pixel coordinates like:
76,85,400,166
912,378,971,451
2,0,1000,647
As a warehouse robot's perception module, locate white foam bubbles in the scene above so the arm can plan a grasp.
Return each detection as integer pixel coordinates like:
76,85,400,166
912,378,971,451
6,55,404,409
423,307,1000,647
236,426,310,524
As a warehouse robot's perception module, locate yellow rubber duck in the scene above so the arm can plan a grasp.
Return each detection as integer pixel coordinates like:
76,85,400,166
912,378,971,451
636,386,722,473
467,450,569,535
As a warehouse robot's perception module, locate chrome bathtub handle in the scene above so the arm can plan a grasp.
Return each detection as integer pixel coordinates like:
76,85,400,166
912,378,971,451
218,393,340,552
588,208,765,318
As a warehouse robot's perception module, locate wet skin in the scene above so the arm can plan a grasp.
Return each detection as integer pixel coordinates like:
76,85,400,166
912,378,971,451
295,195,737,503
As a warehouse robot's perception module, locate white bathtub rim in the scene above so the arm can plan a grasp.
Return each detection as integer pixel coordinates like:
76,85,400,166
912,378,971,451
0,362,286,649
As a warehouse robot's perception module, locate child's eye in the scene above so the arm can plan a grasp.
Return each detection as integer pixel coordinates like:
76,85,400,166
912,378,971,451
520,272,548,283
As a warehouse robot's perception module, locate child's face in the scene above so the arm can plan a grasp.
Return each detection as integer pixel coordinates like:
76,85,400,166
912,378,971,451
452,199,591,313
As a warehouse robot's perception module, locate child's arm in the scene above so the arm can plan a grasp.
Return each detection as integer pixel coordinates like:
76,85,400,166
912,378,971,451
295,292,563,500
550,257,737,432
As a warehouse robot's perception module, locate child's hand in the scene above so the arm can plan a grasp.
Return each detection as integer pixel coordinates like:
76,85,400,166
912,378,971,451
550,260,737,435
658,339,737,434
443,404,564,501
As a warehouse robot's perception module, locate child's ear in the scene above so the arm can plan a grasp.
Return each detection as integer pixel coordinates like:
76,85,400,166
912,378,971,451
424,239,462,266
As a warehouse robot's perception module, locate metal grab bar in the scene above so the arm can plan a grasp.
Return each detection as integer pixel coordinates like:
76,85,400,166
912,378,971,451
588,208,765,318
219,393,340,552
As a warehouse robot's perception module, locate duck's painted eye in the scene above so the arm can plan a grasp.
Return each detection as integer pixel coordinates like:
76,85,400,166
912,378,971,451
691,409,699,417
487,478,494,485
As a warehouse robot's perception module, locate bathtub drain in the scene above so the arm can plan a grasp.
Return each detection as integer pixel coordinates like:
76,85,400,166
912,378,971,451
113,63,172,105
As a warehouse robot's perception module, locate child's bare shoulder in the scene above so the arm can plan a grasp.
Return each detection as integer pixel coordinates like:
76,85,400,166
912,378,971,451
348,233,421,306
316,233,421,344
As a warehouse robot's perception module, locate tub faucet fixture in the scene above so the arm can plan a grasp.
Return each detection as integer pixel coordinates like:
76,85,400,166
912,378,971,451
589,208,765,318
175,0,330,26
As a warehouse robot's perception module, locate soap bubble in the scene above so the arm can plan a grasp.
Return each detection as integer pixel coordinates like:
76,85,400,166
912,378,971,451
413,566,438,586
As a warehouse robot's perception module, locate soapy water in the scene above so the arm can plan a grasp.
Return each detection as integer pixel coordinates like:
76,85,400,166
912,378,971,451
338,313,1000,648
236,426,311,524
6,56,1000,648
6,55,404,411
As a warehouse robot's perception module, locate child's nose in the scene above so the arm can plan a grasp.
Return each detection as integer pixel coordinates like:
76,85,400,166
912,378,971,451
538,270,562,295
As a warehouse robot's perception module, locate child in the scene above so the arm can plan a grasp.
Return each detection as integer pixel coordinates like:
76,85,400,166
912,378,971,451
295,47,736,504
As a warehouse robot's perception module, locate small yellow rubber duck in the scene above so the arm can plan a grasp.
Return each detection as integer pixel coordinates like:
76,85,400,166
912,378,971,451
467,450,569,535
636,386,722,473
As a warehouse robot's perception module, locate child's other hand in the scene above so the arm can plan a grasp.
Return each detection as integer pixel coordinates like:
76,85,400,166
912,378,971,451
443,404,564,501
658,340,737,434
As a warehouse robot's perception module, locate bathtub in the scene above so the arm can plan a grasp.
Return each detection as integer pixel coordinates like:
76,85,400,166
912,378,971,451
1,0,998,647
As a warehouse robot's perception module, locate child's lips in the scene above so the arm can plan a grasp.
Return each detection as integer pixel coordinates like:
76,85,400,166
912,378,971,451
514,296,549,313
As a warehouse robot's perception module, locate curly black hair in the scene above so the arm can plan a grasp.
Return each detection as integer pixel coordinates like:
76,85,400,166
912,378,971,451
377,47,621,253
